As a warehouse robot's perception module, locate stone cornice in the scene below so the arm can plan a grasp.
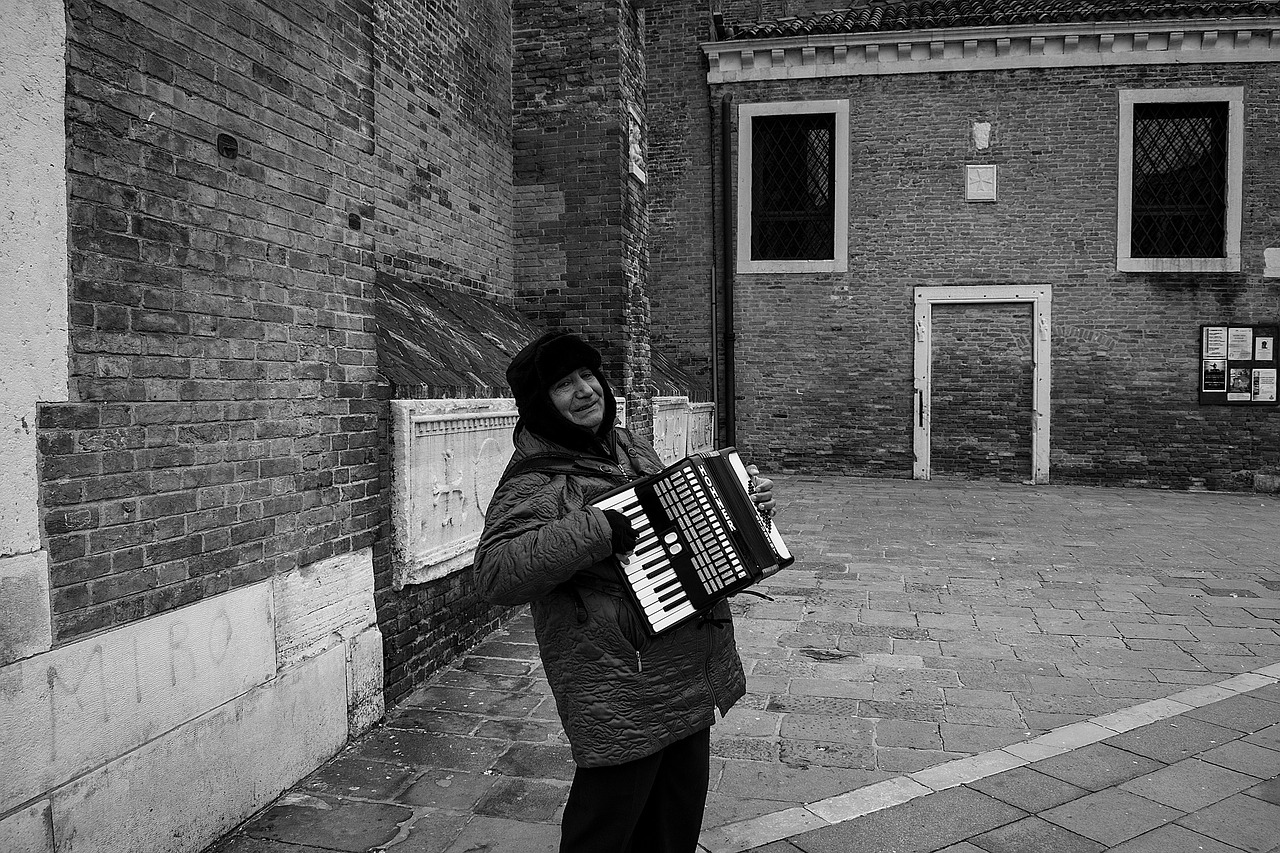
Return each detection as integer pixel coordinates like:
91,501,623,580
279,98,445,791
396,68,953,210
702,17,1280,82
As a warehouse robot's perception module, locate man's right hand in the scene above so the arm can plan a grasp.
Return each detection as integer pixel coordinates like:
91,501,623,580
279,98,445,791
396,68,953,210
602,509,637,556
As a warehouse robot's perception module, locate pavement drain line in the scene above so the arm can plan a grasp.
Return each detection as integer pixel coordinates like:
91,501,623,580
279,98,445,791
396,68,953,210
698,661,1280,853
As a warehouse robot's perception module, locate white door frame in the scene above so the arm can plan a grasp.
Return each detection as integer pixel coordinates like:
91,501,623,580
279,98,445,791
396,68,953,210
913,285,1052,484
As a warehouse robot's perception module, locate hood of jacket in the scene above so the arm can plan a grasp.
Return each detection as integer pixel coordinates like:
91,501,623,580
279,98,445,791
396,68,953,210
505,330,618,452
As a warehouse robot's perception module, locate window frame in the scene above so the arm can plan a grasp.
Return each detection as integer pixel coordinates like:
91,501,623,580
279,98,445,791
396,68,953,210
737,99,850,274
1117,87,1244,273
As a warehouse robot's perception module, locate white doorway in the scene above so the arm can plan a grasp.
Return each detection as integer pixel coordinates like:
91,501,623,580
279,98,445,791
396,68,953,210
913,285,1052,484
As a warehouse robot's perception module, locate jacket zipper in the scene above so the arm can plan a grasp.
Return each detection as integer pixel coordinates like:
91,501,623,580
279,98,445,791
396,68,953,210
703,618,718,713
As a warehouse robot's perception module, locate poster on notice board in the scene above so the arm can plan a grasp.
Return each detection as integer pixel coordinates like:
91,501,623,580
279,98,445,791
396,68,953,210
1200,324,1279,406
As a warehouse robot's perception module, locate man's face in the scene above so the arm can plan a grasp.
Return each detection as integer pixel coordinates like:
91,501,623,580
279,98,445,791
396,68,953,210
549,367,605,430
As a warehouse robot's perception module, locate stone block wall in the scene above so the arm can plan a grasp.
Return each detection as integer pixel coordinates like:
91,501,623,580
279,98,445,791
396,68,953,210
0,0,67,673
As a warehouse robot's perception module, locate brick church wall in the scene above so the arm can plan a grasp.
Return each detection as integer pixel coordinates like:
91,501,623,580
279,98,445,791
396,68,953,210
646,40,1280,487
42,0,684,710
370,0,519,705
47,0,524,703
47,0,380,641
375,0,514,300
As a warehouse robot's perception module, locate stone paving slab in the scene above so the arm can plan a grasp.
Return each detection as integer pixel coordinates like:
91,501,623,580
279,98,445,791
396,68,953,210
205,477,1280,853
756,680,1280,853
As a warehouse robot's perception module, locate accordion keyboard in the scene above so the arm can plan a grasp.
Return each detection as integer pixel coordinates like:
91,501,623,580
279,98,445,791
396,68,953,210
594,460,754,634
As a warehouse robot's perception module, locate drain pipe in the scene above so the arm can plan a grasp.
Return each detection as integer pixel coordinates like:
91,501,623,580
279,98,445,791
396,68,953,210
720,92,736,446
708,94,720,431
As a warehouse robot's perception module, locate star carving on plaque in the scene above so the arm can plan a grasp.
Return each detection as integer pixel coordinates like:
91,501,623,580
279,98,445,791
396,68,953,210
965,165,997,202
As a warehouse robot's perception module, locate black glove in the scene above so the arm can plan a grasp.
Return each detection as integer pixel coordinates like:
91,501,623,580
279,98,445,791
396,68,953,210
602,509,637,554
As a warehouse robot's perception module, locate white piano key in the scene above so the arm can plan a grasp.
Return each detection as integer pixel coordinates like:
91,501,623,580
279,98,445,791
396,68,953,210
594,492,634,511
635,576,682,608
634,569,679,596
650,601,697,631
625,553,671,580
630,574,673,601
623,549,666,575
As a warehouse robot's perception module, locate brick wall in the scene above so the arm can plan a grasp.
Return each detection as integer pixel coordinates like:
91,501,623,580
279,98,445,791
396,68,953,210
643,1,718,398
371,0,519,701
649,56,1280,487
375,0,513,299
45,0,664,703
511,0,654,440
46,0,379,641
930,303,1035,482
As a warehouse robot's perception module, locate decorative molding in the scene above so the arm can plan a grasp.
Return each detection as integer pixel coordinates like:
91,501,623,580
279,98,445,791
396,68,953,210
689,402,716,458
652,398,717,465
703,19,1280,82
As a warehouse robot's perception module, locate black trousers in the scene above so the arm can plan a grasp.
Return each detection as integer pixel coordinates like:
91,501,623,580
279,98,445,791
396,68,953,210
559,726,712,853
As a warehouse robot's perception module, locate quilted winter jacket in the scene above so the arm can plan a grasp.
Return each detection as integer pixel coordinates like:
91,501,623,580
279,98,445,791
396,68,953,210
474,425,747,767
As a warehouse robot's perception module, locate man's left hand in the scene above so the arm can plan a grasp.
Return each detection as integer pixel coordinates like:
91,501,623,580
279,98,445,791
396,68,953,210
745,464,776,517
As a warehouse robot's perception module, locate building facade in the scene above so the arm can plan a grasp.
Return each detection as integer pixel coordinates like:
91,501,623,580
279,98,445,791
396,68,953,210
646,0,1280,489
1,0,653,850
6,1,1280,851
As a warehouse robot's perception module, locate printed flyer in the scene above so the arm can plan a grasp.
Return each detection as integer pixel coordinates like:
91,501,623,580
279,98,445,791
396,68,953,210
1228,327,1253,361
1255,369,1278,403
1202,359,1227,392
1203,327,1228,359
1228,368,1252,400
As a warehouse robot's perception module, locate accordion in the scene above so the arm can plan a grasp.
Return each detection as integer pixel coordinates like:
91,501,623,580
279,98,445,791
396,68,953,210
591,447,793,636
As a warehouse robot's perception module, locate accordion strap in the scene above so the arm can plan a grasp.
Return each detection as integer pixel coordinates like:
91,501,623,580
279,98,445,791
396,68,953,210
500,451,626,484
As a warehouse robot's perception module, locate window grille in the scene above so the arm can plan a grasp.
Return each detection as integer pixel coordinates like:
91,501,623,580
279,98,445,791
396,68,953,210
1131,102,1228,259
750,113,835,261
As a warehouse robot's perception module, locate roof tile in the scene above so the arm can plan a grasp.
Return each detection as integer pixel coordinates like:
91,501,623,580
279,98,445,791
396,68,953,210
720,1,1280,40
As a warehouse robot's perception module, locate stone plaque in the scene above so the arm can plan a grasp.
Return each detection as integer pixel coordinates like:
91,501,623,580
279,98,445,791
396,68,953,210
391,399,518,588
688,402,716,456
965,164,997,201
653,397,691,465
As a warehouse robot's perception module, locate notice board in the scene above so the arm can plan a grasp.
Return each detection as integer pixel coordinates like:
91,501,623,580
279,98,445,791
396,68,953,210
1200,324,1278,405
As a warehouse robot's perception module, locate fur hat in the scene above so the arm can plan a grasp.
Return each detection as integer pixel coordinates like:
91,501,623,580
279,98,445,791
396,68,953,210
506,330,617,449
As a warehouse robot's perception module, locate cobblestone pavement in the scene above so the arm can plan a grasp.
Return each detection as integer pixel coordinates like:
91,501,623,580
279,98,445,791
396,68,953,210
208,476,1280,853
